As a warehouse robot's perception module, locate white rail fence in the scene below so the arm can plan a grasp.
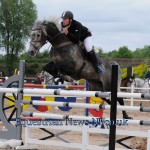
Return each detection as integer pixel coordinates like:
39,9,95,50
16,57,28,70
120,83,150,106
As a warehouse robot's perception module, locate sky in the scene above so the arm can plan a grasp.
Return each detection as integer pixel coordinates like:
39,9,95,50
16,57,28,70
32,0,150,52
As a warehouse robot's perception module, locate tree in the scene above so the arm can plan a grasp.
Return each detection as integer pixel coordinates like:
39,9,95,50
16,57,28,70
115,46,133,58
0,0,37,75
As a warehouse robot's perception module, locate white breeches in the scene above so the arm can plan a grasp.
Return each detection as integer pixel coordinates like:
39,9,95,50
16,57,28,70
83,36,93,52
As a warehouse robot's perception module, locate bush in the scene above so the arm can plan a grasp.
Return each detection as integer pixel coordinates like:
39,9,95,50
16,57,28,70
122,64,148,78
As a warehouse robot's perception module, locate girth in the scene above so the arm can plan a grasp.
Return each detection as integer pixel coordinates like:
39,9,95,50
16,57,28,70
53,41,73,48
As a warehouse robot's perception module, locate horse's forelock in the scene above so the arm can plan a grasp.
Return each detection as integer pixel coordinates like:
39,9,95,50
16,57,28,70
32,17,61,31
43,16,61,31
32,20,43,30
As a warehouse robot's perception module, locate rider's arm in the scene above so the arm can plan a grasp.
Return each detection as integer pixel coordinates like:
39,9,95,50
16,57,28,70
66,21,82,43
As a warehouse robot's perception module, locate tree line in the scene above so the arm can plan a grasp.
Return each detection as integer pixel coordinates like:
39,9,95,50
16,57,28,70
100,45,150,59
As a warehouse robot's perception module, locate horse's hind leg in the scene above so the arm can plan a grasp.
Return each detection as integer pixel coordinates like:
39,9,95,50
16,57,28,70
117,98,133,119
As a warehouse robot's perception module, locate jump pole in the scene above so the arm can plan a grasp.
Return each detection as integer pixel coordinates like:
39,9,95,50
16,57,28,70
22,100,150,112
1,87,150,98
109,65,118,150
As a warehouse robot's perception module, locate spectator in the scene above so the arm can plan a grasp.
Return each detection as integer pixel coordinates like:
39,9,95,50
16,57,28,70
145,65,150,79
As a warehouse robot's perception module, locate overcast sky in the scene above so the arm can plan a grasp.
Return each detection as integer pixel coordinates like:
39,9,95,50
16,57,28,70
32,0,150,52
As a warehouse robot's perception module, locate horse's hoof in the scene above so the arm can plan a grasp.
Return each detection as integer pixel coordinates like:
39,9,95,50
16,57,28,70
101,124,105,129
123,116,133,120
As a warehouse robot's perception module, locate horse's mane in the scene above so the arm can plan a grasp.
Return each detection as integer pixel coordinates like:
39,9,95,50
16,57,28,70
32,16,61,31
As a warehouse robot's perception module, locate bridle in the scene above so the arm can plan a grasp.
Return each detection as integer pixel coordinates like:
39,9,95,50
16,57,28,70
41,27,62,42
30,28,62,51
30,28,48,51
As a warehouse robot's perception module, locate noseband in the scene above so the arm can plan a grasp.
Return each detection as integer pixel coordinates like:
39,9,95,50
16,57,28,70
30,28,48,51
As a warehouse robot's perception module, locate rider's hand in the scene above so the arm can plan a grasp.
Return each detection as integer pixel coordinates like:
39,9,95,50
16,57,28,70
62,27,68,35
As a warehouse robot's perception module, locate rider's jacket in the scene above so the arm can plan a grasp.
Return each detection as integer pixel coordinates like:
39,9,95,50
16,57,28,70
61,20,92,43
145,71,150,79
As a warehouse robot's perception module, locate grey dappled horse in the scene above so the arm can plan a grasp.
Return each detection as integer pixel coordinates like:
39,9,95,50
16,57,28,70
28,17,132,119
132,78,150,93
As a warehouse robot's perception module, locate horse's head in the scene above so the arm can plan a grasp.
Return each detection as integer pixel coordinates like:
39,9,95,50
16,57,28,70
121,76,132,87
28,18,62,56
28,21,46,56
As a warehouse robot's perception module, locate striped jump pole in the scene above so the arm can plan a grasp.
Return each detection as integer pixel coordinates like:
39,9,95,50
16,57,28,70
21,112,150,126
0,83,85,90
22,100,150,112
23,84,85,90
1,88,150,99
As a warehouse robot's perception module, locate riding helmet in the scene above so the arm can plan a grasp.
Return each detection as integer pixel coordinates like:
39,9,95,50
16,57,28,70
61,11,73,19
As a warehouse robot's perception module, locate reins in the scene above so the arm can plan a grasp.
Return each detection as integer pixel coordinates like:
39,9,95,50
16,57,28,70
41,27,73,48
42,27,61,42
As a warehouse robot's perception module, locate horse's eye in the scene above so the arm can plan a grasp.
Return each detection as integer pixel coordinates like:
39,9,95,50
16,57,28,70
37,34,40,37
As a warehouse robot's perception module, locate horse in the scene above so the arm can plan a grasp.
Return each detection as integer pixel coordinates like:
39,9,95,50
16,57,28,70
132,78,150,93
39,70,78,85
28,17,132,119
40,71,55,85
120,75,135,92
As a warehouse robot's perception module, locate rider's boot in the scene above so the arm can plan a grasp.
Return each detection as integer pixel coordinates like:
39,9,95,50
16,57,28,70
88,49,104,75
122,111,133,119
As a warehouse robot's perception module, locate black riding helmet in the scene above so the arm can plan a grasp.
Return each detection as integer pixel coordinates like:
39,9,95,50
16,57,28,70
61,11,73,19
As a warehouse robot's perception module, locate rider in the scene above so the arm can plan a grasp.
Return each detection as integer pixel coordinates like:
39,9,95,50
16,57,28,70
61,11,103,75
144,65,150,83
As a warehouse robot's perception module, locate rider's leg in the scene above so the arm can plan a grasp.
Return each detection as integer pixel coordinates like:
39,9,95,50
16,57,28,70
84,37,103,75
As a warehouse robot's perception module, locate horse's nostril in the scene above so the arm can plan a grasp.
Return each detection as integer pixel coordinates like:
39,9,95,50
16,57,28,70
29,50,34,56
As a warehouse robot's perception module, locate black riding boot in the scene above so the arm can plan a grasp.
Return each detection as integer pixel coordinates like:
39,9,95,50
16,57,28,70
88,50,103,75
122,111,133,119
